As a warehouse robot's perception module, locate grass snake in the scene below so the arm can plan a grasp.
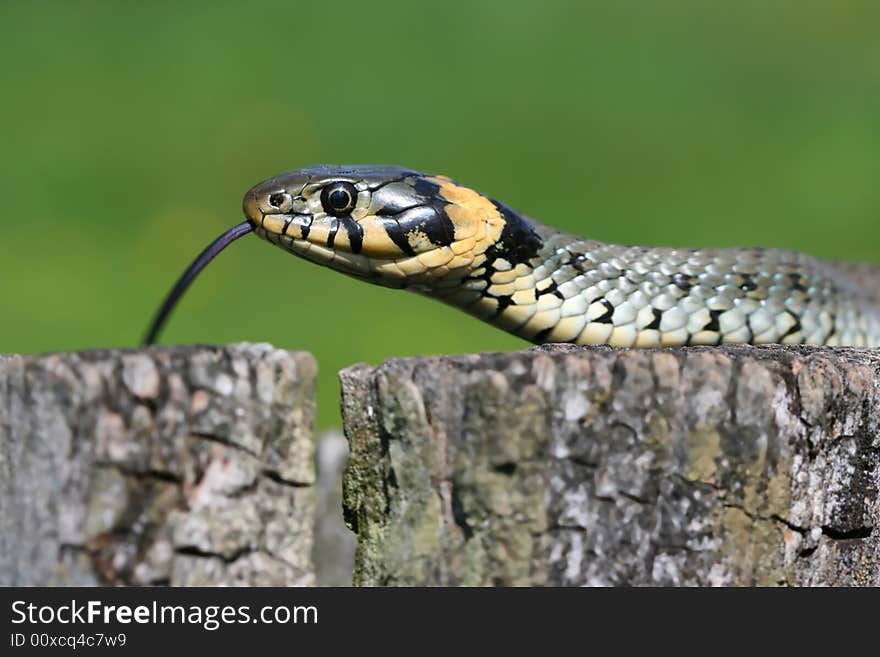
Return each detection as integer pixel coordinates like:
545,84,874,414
144,165,880,348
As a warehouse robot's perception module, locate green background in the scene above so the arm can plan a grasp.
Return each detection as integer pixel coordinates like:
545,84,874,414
2,1,878,428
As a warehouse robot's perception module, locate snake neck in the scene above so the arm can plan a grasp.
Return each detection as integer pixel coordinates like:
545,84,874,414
428,209,880,348
427,208,598,342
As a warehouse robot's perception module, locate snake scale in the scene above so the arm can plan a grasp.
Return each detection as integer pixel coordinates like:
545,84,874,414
144,165,880,347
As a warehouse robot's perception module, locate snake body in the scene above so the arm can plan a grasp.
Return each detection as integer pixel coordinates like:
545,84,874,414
241,165,880,348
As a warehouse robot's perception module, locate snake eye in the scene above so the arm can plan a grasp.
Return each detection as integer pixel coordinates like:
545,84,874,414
268,193,287,208
320,182,357,216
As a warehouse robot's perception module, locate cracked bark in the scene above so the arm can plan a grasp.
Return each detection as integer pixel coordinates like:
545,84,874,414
340,344,880,586
0,343,317,586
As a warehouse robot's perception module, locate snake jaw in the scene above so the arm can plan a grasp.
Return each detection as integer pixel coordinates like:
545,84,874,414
252,224,378,280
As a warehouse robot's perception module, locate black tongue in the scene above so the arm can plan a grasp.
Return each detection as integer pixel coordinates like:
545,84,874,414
143,221,255,346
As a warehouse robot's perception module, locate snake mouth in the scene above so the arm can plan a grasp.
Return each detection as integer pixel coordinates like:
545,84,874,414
254,222,378,279
243,191,378,278
243,188,408,284
242,191,262,227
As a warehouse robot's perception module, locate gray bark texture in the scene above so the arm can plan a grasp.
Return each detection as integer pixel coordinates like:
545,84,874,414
0,343,317,586
340,344,880,586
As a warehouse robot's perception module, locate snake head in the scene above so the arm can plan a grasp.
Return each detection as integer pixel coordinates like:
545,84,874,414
242,165,541,289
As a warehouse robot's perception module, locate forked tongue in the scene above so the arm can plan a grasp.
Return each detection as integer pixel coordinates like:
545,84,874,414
143,221,254,345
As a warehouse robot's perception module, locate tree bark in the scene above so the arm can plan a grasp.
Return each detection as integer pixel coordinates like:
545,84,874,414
340,344,880,586
0,343,317,586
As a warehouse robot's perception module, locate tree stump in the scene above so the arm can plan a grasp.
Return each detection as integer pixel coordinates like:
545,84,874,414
340,344,879,586
0,343,317,586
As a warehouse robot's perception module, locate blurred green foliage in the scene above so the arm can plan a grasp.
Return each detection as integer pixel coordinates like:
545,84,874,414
2,1,878,428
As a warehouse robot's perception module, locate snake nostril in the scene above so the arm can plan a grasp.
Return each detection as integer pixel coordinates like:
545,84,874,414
268,193,286,208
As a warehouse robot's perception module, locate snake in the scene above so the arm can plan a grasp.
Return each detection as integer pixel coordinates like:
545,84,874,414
144,164,880,348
